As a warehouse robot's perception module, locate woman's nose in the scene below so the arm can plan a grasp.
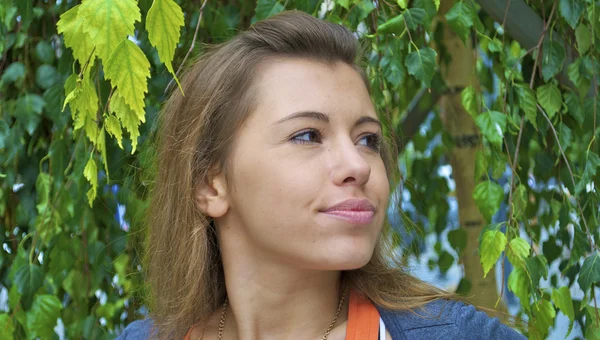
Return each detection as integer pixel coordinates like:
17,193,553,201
329,139,371,187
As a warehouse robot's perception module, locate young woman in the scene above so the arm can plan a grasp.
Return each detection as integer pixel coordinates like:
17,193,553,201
118,11,525,340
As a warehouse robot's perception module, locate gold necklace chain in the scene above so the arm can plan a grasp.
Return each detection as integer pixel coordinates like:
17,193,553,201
217,286,349,340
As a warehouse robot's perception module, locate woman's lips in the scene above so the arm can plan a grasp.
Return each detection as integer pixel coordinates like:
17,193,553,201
321,198,376,224
322,210,375,224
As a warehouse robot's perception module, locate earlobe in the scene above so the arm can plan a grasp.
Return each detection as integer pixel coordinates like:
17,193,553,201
194,174,229,218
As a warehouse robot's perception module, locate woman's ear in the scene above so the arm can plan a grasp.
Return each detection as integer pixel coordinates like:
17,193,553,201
194,173,230,218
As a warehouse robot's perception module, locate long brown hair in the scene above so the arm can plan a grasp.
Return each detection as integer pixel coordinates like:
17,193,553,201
145,10,453,339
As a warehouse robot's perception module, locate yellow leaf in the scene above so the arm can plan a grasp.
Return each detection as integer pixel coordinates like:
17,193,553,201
57,5,96,68
104,114,123,149
146,0,184,83
83,156,97,206
63,73,99,145
110,91,141,153
104,40,150,122
78,0,141,61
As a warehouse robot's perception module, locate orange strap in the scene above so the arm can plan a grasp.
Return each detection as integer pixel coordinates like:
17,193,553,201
345,289,380,340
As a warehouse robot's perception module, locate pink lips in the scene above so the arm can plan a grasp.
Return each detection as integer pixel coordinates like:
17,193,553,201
321,198,375,225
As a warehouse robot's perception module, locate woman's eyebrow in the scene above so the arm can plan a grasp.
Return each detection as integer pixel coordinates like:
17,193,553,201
273,110,330,125
355,116,382,129
273,110,381,129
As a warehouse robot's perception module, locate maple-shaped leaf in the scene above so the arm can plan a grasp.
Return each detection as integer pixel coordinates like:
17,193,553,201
78,0,141,61
57,5,95,68
146,0,184,80
104,39,150,125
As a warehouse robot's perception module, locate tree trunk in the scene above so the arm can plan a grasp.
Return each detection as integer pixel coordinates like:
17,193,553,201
437,0,507,314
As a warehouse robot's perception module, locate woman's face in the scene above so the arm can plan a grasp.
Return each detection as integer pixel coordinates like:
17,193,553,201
218,58,390,270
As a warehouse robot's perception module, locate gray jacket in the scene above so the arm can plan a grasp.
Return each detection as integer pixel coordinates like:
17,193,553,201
116,299,526,339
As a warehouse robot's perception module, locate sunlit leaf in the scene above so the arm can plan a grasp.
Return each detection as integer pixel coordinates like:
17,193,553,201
146,0,184,85
506,237,530,269
473,180,504,222
56,5,95,67
475,110,506,147
104,39,151,124
78,0,141,61
479,225,507,277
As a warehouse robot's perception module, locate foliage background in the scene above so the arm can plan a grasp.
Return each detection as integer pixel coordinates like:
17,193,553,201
1,0,599,339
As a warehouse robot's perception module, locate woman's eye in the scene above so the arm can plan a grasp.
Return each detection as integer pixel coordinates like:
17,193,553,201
358,134,382,151
290,129,322,144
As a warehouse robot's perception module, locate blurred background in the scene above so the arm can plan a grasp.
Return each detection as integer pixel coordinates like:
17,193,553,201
1,0,599,338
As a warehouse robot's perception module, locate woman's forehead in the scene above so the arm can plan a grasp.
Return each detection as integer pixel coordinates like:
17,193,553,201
249,58,375,123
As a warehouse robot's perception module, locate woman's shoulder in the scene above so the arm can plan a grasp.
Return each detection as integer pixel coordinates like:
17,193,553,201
116,318,156,340
376,299,526,339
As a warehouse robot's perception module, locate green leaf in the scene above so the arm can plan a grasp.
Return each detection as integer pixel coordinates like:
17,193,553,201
508,266,529,310
445,1,475,43
559,0,584,29
461,86,478,118
576,24,592,54
0,314,14,340
34,41,55,64
0,62,25,86
146,0,184,83
512,184,527,219
35,173,51,215
516,85,538,129
473,180,504,222
35,65,58,90
475,110,507,147
506,237,530,269
0,119,9,149
564,91,584,125
575,152,600,194
15,94,46,135
578,253,600,292
396,0,408,9
104,114,123,149
104,39,151,121
541,40,566,82
111,90,143,153
479,226,507,277
536,82,562,118
78,0,141,61
64,73,100,145
405,47,436,87
447,228,467,254
63,270,88,300
552,287,574,336
13,264,44,301
532,300,556,337
56,5,96,66
84,156,98,206
255,0,284,21
403,8,426,30
26,294,62,340
377,14,405,35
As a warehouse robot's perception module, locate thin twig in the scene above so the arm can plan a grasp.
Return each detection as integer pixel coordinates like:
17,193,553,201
538,104,596,251
506,0,554,230
165,0,209,95
501,0,512,39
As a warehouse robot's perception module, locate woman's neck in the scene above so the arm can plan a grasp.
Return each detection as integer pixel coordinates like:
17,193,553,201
217,237,348,340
